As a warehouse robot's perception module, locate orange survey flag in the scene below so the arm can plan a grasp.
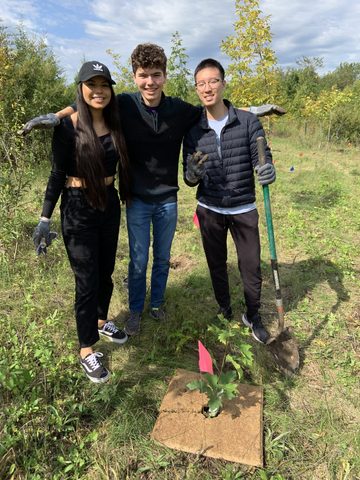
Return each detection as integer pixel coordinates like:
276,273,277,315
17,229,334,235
198,340,213,374
193,212,200,229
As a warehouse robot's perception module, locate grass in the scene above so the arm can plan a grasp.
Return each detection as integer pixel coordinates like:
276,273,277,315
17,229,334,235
0,130,359,479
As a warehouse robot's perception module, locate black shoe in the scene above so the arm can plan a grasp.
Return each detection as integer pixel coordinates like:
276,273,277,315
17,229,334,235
124,312,142,336
150,305,166,320
80,352,110,383
98,321,128,345
217,306,233,320
242,313,270,344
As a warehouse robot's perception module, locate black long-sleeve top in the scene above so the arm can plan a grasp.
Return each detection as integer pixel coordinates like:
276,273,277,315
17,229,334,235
41,117,118,218
116,92,201,203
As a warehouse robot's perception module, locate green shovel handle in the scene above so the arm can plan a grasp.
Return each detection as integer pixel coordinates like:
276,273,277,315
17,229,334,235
257,137,277,260
257,136,285,333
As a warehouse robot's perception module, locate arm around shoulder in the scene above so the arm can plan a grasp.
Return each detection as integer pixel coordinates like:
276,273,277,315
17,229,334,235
18,105,75,136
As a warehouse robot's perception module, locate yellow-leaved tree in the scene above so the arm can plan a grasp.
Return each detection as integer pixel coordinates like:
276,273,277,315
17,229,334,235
302,87,353,142
221,0,279,107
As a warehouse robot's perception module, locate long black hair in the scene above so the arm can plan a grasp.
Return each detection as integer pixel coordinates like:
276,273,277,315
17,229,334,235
75,84,130,210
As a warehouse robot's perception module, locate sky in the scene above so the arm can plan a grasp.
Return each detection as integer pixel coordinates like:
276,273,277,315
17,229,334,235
1,0,360,83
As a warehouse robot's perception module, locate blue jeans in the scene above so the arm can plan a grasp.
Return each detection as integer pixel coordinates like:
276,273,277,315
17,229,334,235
126,199,178,312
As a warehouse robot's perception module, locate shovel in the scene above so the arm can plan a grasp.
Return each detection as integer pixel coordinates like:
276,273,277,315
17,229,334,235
257,136,300,375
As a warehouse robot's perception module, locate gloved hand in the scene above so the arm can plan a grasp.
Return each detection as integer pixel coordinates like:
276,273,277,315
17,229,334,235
185,151,208,184
18,113,60,136
32,220,58,255
249,104,286,117
256,163,276,186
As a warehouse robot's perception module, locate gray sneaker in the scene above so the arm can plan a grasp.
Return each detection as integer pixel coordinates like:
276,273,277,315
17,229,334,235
242,313,270,344
98,321,128,344
150,305,166,320
124,311,142,336
80,352,110,383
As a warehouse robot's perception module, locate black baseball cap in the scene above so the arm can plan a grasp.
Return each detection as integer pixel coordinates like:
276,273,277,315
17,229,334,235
77,61,116,85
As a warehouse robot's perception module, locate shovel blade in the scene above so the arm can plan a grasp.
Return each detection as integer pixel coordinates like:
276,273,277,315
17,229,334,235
267,327,300,375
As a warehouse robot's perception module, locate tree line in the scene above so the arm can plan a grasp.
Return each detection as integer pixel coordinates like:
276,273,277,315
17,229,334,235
1,4,360,259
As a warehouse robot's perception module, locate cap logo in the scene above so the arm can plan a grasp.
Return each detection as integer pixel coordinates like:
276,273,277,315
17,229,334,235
92,63,104,72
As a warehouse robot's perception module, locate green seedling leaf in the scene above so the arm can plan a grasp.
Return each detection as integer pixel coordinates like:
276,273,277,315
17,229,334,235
223,382,238,400
204,373,219,388
218,330,235,344
187,380,204,391
225,354,243,379
220,370,237,384
238,343,254,365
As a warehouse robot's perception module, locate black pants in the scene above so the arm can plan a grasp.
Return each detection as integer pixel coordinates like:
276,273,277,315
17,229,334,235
196,205,262,317
61,185,120,348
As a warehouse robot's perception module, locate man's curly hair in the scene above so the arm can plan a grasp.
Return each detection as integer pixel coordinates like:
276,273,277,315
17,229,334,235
131,43,167,74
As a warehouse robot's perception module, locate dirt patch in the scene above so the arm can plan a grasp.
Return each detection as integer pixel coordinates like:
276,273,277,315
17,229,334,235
170,254,196,272
151,369,264,467
348,304,360,328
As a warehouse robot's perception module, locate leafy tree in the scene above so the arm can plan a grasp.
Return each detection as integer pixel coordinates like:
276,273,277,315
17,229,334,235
221,0,278,106
321,62,360,91
278,56,323,114
106,49,137,94
1,26,74,126
165,31,192,101
302,86,353,141
327,80,360,143
0,26,73,256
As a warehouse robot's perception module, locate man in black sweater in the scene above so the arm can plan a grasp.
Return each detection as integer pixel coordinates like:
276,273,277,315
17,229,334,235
120,44,201,334
20,45,285,337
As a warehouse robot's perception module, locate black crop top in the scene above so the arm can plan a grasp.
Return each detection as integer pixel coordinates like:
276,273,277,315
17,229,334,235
41,117,119,218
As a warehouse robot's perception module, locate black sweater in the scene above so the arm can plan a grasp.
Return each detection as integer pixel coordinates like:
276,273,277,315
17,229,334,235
116,92,201,203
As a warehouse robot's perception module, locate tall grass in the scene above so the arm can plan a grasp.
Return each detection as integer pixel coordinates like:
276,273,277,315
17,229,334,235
1,129,359,479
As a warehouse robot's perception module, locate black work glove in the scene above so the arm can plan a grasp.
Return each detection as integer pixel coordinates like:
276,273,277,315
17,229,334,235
256,163,276,186
18,113,60,136
249,104,286,117
185,151,208,184
32,220,58,255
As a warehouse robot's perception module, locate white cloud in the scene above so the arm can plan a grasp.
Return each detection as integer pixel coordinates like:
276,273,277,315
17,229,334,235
1,0,360,82
0,0,38,29
262,0,360,71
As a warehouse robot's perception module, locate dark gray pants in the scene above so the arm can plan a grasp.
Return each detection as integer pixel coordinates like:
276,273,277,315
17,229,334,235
61,186,120,348
196,205,262,317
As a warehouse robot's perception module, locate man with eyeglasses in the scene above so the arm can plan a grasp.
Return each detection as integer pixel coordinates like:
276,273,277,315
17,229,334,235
183,58,276,344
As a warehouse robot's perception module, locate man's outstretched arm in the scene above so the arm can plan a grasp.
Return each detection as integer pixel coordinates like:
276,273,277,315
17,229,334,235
246,104,286,117
18,106,75,136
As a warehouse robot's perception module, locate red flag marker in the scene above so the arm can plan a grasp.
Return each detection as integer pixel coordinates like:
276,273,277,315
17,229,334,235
198,340,213,374
193,212,200,229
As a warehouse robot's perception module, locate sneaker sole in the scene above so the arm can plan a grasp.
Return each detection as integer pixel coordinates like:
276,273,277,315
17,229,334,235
150,313,166,320
82,368,111,383
241,314,265,344
98,331,128,345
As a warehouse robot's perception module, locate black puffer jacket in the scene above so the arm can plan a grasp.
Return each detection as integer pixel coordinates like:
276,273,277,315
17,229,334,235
183,100,272,208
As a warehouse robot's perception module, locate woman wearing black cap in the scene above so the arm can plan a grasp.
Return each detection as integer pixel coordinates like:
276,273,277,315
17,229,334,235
32,61,130,383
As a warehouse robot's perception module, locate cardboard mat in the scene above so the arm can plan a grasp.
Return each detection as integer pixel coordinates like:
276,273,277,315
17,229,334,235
151,369,263,467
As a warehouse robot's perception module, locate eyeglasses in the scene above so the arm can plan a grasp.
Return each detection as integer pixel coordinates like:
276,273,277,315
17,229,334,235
195,78,222,90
